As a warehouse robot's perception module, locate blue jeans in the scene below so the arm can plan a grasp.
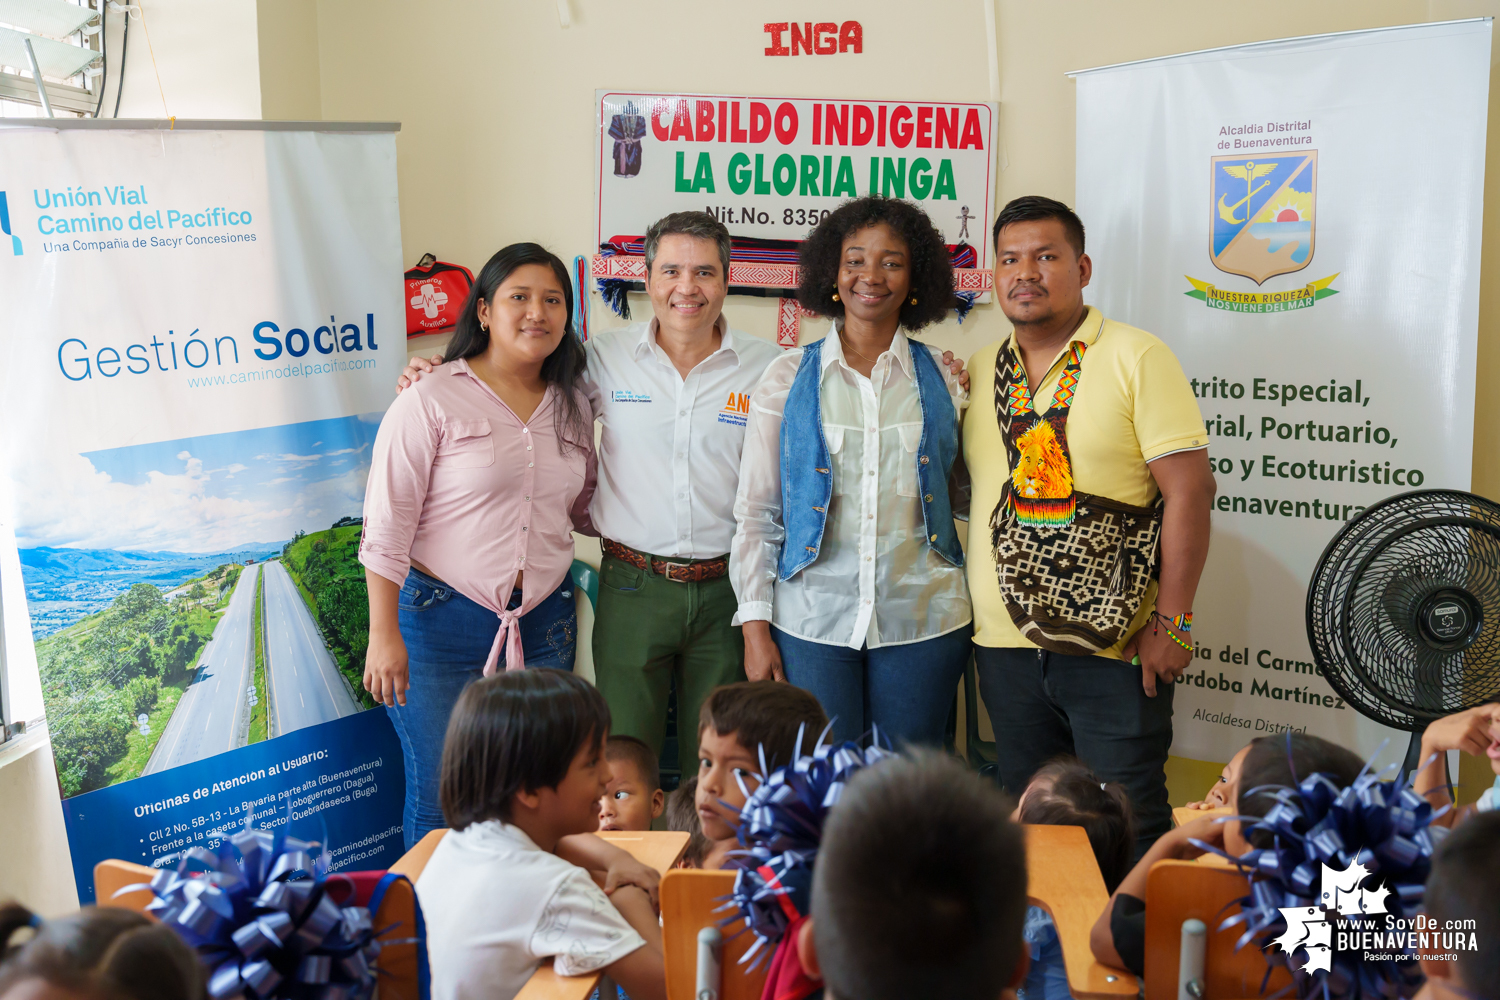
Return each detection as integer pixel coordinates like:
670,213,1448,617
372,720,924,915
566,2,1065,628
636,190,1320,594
773,624,971,748
388,568,576,850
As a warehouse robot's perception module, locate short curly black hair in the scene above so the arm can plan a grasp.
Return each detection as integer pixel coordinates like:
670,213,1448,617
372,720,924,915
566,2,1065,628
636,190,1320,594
797,196,953,331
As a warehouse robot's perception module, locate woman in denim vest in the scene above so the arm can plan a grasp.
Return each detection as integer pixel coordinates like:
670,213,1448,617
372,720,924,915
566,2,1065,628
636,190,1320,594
729,197,972,747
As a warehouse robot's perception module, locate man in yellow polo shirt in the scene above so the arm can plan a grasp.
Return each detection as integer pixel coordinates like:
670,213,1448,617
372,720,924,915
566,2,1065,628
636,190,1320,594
966,196,1215,855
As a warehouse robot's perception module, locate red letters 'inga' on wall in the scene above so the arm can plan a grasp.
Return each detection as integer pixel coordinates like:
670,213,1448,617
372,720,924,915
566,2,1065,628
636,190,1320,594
764,21,862,56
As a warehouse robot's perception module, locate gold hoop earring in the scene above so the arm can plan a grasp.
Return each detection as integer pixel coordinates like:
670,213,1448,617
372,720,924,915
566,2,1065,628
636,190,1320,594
480,321,488,332
909,296,918,305
831,292,840,302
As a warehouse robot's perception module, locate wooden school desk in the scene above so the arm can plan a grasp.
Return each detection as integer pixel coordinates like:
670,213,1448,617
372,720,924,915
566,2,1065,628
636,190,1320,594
1024,824,1139,999
1172,804,1233,829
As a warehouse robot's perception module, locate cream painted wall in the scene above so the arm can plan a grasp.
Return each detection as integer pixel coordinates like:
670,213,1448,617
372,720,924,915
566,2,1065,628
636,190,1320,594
100,0,262,119
311,0,1000,359
307,0,1500,501
256,0,321,120
0,730,79,918
302,0,1500,800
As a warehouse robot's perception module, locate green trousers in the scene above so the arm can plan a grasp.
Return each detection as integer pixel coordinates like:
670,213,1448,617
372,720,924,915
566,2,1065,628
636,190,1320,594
592,551,746,779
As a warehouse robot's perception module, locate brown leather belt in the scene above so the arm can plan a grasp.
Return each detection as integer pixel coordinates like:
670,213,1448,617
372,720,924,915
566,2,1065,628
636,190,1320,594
602,538,728,583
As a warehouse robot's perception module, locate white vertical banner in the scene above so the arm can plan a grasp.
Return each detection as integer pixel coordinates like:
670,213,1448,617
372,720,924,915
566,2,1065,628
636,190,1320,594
0,124,412,898
1073,20,1490,762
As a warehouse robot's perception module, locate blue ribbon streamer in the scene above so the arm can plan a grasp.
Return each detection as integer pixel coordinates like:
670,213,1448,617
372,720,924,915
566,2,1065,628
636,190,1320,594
115,811,404,1000
1204,750,1444,999
724,725,892,969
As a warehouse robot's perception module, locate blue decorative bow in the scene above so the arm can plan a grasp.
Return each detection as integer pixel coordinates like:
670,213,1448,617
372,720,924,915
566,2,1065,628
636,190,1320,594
724,725,891,969
117,816,389,999
1199,749,1443,1000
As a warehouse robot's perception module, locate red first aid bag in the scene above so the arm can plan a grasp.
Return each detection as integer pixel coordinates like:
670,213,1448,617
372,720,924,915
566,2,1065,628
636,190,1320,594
405,253,474,337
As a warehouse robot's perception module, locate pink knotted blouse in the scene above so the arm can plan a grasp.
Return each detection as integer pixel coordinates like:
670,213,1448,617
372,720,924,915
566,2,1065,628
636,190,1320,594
359,359,596,674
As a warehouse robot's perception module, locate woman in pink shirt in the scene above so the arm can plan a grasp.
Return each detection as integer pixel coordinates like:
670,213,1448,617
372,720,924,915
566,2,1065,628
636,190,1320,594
360,243,596,849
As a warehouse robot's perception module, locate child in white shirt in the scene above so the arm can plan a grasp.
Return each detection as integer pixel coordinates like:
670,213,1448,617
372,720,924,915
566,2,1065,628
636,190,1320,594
416,669,666,1000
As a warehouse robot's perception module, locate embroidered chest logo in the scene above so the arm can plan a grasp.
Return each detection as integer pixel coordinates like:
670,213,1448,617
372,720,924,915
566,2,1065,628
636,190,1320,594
718,390,750,427
610,390,653,403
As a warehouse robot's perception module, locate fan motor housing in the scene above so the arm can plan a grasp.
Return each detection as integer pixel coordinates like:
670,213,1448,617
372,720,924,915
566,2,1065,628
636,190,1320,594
1415,588,1483,652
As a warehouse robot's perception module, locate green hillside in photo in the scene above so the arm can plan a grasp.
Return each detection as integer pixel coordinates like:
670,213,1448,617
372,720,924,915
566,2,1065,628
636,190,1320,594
281,523,375,710
35,562,246,796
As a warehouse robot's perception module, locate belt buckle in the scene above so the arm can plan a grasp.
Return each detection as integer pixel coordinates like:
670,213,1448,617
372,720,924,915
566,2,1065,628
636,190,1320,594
657,560,693,583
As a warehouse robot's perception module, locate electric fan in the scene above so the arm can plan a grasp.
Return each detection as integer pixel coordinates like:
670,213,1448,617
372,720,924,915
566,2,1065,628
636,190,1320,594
1306,489,1500,775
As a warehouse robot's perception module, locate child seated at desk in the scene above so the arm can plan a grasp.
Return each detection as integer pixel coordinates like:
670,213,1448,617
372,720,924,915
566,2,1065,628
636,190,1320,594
1417,810,1499,1000
665,777,709,868
598,735,665,833
798,750,1031,1000
416,669,667,1000
1013,758,1134,1000
1089,733,1364,976
695,681,828,870
1180,739,1259,812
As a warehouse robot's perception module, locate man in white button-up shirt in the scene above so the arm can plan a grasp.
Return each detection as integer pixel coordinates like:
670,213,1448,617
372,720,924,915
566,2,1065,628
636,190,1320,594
580,213,781,780
401,213,780,780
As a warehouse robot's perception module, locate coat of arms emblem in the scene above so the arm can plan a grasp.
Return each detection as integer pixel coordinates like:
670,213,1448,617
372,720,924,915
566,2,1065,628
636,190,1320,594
1210,150,1317,284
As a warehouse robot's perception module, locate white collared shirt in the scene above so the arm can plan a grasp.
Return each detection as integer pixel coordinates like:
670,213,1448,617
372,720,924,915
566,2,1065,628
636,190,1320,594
730,326,972,648
583,317,782,559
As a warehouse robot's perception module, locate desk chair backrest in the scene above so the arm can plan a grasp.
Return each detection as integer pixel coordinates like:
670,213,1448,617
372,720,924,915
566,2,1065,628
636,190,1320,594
390,828,449,882
93,858,424,1000
1144,859,1293,999
660,870,768,1000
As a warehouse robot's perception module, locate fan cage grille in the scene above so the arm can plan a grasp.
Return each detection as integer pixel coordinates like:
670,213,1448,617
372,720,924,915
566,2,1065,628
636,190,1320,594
1306,490,1500,731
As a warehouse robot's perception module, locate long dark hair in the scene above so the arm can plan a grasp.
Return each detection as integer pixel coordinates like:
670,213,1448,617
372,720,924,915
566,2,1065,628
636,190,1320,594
447,243,590,452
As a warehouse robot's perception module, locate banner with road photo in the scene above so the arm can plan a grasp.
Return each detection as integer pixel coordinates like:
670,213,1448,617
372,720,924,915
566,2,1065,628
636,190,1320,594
1074,20,1489,762
0,124,407,898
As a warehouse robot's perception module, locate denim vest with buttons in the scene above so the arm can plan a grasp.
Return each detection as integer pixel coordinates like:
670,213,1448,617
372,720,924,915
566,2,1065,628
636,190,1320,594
776,336,964,581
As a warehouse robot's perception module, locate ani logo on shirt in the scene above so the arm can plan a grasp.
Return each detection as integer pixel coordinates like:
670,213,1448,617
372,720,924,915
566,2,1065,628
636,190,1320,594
718,391,750,427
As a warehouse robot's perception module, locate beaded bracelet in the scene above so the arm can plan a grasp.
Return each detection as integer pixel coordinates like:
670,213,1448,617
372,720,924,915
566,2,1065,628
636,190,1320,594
1150,610,1194,651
